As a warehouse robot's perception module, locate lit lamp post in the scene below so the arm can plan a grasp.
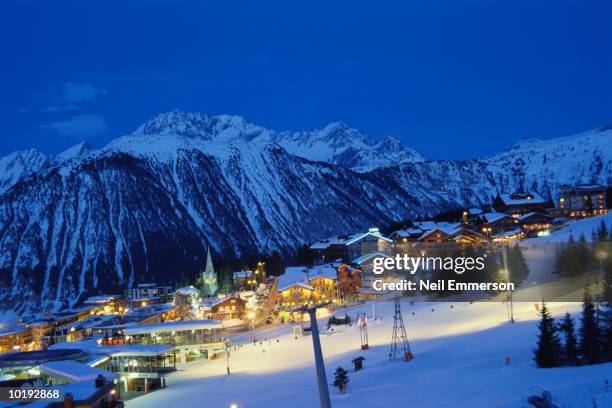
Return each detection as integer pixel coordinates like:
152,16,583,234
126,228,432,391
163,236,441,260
482,227,492,241
225,339,231,375
596,250,608,270
247,310,256,342
596,250,608,323
502,244,514,323
258,261,266,282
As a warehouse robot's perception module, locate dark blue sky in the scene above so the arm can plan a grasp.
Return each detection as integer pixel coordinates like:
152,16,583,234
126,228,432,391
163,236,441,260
1,0,610,159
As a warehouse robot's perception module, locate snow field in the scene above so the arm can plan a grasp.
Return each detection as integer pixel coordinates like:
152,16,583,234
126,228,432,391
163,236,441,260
127,300,612,408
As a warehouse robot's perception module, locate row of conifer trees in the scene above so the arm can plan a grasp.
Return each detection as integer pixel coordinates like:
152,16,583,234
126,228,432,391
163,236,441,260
534,269,612,367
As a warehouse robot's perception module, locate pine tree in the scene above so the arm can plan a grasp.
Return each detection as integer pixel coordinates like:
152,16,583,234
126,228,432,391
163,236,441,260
507,244,530,286
333,367,349,393
218,268,235,295
579,288,601,364
576,233,590,270
561,235,585,277
533,303,562,368
558,312,578,365
596,220,609,242
295,244,313,265
602,258,612,304
601,259,612,362
552,244,566,276
260,250,285,277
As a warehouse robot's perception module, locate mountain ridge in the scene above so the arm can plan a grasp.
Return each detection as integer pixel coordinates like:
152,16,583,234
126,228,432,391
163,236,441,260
0,111,610,312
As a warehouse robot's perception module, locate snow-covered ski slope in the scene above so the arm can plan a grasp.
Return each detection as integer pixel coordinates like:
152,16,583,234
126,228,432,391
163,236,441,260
127,300,612,408
533,212,612,243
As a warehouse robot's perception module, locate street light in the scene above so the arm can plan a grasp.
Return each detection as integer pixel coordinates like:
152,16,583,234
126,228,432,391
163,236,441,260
247,311,256,342
596,250,608,280
501,244,514,323
257,261,266,282
595,250,608,322
225,339,231,375
482,227,492,241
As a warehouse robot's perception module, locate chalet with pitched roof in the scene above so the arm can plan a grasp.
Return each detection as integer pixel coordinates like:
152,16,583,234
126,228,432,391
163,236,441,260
480,212,522,235
493,192,548,216
309,227,392,263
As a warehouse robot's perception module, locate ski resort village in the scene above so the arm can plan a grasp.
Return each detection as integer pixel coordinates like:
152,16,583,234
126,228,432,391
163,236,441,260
0,180,611,408
4,0,612,404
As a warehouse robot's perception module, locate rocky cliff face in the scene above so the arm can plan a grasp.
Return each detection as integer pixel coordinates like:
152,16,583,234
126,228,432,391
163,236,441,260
0,111,610,312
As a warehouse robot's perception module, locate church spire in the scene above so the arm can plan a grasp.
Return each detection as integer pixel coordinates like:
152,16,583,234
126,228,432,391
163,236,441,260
202,246,218,296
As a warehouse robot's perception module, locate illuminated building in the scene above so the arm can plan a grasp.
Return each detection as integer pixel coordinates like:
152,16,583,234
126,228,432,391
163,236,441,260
493,192,548,216
558,184,608,217
309,227,392,264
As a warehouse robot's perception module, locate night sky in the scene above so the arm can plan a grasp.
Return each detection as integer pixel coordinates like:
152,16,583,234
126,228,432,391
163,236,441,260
1,0,611,159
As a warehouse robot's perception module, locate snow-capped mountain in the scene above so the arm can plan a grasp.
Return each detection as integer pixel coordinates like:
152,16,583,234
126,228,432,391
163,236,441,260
370,124,612,214
55,141,93,162
269,121,426,172
0,142,96,194
480,125,612,197
0,149,48,194
111,111,426,172
0,111,610,312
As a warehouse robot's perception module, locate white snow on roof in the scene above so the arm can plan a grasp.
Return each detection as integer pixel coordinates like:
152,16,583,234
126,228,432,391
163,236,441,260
83,295,121,304
278,264,337,292
344,230,392,245
306,265,337,281
39,360,119,382
175,286,201,297
436,222,462,233
309,240,332,249
418,228,451,241
416,222,462,240
49,338,174,357
499,192,546,206
202,296,243,308
390,230,410,238
0,325,29,337
278,267,310,291
125,303,176,318
492,228,523,239
232,270,253,278
280,282,314,292
390,228,423,238
413,221,438,231
518,212,552,221
104,344,175,357
309,230,392,249
55,315,114,331
481,212,513,223
124,319,222,336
